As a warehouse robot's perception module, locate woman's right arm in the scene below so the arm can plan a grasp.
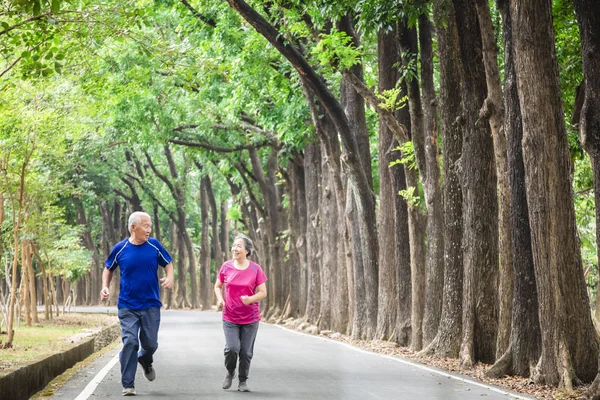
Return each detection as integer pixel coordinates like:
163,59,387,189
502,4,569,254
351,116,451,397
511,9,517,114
214,279,225,308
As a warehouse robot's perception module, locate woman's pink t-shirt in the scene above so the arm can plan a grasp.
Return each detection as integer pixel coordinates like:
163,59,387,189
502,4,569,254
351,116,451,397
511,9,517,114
218,260,268,324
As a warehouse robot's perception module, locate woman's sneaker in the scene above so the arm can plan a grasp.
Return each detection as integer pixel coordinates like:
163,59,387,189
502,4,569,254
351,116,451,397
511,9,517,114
222,372,235,389
238,381,249,392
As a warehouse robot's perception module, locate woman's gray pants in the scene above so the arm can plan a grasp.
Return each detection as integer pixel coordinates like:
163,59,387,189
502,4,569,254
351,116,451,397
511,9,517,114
223,320,259,382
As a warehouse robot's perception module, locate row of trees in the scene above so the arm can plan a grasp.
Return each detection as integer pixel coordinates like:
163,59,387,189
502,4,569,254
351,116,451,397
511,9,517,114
1,0,600,396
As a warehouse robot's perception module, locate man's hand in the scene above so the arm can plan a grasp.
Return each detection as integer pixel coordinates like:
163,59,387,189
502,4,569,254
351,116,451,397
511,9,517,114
160,275,174,289
100,287,110,301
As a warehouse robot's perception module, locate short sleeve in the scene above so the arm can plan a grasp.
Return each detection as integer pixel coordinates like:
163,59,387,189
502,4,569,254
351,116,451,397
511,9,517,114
218,262,228,283
105,242,123,271
255,264,267,287
150,238,172,267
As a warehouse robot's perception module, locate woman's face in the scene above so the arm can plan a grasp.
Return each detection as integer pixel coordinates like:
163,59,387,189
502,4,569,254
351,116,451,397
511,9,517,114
231,238,248,260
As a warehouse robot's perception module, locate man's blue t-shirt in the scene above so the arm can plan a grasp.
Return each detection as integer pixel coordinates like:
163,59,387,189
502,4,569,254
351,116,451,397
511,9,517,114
105,238,172,310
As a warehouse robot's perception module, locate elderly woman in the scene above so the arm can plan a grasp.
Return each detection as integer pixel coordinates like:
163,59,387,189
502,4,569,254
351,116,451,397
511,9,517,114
214,234,267,392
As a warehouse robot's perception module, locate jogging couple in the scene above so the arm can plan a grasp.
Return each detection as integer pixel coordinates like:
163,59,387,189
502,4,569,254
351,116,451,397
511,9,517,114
101,211,267,396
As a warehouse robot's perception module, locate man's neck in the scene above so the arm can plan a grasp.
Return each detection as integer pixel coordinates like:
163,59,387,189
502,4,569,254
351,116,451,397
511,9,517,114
129,236,146,245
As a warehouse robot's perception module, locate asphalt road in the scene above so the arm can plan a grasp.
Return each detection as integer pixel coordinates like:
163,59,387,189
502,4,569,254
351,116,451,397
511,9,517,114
47,309,532,399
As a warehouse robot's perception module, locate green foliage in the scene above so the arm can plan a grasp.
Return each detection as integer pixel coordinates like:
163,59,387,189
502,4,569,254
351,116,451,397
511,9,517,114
389,141,416,170
311,29,362,72
376,87,407,112
398,186,419,207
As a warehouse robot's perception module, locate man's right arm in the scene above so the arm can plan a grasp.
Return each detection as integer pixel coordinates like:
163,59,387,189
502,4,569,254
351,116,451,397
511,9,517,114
100,268,113,301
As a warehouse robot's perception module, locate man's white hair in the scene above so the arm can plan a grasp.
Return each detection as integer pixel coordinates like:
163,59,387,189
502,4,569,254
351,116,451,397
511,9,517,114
128,211,151,233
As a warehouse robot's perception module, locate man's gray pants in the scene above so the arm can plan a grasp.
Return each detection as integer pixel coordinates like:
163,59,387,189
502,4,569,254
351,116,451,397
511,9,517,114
223,320,259,382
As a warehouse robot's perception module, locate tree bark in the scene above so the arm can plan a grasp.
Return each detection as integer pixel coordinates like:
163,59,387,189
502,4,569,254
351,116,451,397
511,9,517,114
421,0,464,358
199,177,213,309
572,6,600,395
474,0,513,360
487,0,541,378
304,141,322,324
418,14,445,348
375,27,399,341
510,0,598,388
453,0,499,367
204,175,223,275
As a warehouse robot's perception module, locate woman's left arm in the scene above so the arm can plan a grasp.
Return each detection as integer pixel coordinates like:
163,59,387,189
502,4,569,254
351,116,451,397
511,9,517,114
241,283,267,305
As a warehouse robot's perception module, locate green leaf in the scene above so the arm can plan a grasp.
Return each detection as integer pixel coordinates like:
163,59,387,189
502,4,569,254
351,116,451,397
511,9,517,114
51,0,60,13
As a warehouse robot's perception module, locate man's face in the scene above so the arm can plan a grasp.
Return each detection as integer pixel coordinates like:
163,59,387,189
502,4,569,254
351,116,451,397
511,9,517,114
132,215,152,243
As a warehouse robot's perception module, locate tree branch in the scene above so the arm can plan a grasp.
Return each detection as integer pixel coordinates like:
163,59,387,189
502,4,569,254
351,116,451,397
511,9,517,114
179,0,217,28
169,137,272,152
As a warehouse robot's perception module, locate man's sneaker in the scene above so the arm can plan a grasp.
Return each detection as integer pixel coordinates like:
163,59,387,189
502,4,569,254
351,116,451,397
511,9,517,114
122,387,136,396
238,381,250,392
222,372,235,389
138,359,156,381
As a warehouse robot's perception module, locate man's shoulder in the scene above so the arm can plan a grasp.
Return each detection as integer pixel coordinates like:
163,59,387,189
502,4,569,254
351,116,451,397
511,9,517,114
112,238,129,251
147,237,163,246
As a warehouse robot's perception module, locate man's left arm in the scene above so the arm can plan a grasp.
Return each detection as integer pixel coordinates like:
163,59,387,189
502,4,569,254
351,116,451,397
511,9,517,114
160,262,174,289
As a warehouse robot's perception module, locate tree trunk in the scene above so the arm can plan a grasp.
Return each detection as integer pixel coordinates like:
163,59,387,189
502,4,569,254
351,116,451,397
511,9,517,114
418,14,445,348
510,0,598,388
220,202,229,262
22,241,32,326
474,0,513,360
205,175,224,277
421,0,464,358
24,240,38,323
286,154,307,318
453,0,499,367
572,5,600,395
375,27,400,341
31,244,51,319
487,0,541,379
304,141,322,323
199,177,213,309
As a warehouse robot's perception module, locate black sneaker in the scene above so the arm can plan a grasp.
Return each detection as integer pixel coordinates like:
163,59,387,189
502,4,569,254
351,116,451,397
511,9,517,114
222,372,235,389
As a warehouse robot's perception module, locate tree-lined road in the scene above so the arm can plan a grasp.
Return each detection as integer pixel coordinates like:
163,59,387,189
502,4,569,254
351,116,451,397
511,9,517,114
48,310,531,399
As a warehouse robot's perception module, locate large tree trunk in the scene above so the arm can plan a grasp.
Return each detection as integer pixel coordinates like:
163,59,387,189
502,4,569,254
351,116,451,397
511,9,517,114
474,0,513,360
375,27,399,341
199,177,213,309
397,20,426,351
339,15,378,340
572,5,600,396
510,0,598,389
486,0,541,379
421,0,464,358
286,154,307,318
304,141,322,324
453,0,499,368
419,14,445,349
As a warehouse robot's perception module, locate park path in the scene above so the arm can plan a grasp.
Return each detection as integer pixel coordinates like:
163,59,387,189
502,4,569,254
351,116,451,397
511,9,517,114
47,309,532,399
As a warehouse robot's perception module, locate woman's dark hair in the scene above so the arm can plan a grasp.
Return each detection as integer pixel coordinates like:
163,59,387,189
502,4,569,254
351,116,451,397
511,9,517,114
235,234,254,257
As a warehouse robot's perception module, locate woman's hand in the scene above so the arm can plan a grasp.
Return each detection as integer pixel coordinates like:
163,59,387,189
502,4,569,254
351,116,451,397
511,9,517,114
217,299,225,309
240,295,251,305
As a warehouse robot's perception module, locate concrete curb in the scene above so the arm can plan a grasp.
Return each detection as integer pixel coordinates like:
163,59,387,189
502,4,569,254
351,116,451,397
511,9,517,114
0,323,120,400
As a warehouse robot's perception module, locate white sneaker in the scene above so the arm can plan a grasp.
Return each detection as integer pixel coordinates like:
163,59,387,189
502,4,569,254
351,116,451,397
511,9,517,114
122,387,136,396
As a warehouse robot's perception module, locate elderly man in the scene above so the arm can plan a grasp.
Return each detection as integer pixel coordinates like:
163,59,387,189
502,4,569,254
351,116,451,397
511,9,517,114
101,211,174,396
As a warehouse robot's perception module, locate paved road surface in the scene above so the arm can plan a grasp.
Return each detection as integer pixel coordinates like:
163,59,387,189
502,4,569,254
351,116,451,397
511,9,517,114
47,309,532,399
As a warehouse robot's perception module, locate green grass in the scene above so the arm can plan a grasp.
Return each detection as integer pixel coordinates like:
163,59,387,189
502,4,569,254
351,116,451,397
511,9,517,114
0,313,118,371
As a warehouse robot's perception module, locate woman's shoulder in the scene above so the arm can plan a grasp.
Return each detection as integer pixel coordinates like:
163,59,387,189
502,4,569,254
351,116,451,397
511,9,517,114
248,261,264,272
